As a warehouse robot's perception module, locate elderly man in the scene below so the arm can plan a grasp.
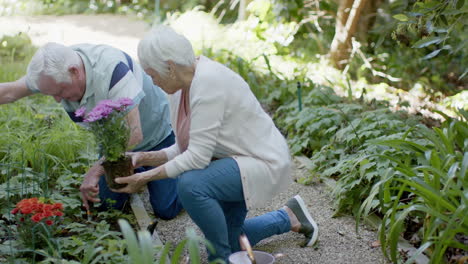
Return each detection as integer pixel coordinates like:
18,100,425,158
0,42,182,220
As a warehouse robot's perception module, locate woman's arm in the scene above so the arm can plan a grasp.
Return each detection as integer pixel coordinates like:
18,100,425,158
128,150,168,167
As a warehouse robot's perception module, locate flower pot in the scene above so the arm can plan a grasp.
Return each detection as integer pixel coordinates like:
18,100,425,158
229,251,276,264
101,155,132,189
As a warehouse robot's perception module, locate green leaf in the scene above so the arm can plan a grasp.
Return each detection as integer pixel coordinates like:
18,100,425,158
397,177,457,212
171,239,187,264
186,230,201,264
393,14,409,21
118,219,142,264
412,36,444,48
423,49,442,59
159,242,172,264
138,230,154,264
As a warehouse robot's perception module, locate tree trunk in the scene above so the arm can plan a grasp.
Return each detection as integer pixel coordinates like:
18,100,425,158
238,0,246,21
356,0,383,43
329,0,370,69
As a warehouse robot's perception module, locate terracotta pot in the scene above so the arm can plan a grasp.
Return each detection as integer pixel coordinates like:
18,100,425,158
101,155,132,189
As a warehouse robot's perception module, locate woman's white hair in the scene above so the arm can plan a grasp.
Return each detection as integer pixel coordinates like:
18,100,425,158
138,25,196,78
26,42,80,92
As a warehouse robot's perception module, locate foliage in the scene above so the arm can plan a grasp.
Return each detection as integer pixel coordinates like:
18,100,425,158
0,33,36,88
75,98,133,162
392,0,467,59
358,110,468,263
279,81,467,261
277,84,423,213
247,0,337,57
119,219,224,264
347,0,467,99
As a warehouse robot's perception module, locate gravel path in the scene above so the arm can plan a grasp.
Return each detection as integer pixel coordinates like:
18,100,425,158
1,15,388,264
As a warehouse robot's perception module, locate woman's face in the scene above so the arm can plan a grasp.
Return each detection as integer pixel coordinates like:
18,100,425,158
145,67,179,94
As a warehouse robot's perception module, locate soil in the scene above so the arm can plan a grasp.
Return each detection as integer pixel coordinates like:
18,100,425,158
101,155,132,189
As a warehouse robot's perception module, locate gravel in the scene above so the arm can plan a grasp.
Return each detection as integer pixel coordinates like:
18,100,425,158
154,159,388,264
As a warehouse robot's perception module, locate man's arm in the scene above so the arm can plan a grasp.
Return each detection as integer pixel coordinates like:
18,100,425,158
0,76,34,104
125,105,143,149
79,160,104,210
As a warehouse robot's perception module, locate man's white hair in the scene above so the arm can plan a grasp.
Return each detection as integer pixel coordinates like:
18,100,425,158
26,42,80,92
138,25,196,78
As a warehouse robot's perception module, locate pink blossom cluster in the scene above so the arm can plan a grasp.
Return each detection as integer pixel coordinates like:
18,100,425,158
75,98,133,122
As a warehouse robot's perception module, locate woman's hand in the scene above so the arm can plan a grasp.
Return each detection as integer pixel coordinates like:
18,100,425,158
111,166,168,193
111,172,148,193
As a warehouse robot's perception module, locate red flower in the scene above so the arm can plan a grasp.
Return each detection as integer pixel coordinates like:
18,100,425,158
31,213,43,223
45,220,54,226
11,208,19,214
43,210,53,217
53,211,63,217
20,206,33,215
43,204,53,211
52,203,63,210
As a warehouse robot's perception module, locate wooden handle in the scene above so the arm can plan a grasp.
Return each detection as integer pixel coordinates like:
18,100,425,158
239,234,256,264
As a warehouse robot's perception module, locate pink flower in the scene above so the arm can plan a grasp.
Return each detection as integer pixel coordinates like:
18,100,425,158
75,107,87,117
84,102,115,122
84,112,102,122
101,99,121,109
117,98,133,107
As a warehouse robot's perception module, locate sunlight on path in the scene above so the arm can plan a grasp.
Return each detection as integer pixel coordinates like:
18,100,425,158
0,15,150,59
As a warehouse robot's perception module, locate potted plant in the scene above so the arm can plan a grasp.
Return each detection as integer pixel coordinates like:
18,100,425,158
75,98,134,189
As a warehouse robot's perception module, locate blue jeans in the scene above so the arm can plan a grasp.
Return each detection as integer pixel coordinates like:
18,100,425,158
98,132,183,220
177,158,291,262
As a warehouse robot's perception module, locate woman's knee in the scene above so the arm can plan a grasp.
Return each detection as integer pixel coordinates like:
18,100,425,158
176,171,200,202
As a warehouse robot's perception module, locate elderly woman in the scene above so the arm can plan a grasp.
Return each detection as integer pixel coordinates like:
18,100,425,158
115,25,318,262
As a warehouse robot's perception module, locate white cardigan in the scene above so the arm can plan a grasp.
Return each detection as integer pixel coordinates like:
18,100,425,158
163,56,292,209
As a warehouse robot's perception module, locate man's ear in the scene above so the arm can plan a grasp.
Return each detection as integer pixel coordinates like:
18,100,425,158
68,65,80,78
167,60,176,79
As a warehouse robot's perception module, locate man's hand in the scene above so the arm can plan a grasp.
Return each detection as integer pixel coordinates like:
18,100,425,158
80,162,104,210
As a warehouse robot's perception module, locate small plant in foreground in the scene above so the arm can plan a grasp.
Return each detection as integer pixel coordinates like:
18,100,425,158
11,197,64,248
